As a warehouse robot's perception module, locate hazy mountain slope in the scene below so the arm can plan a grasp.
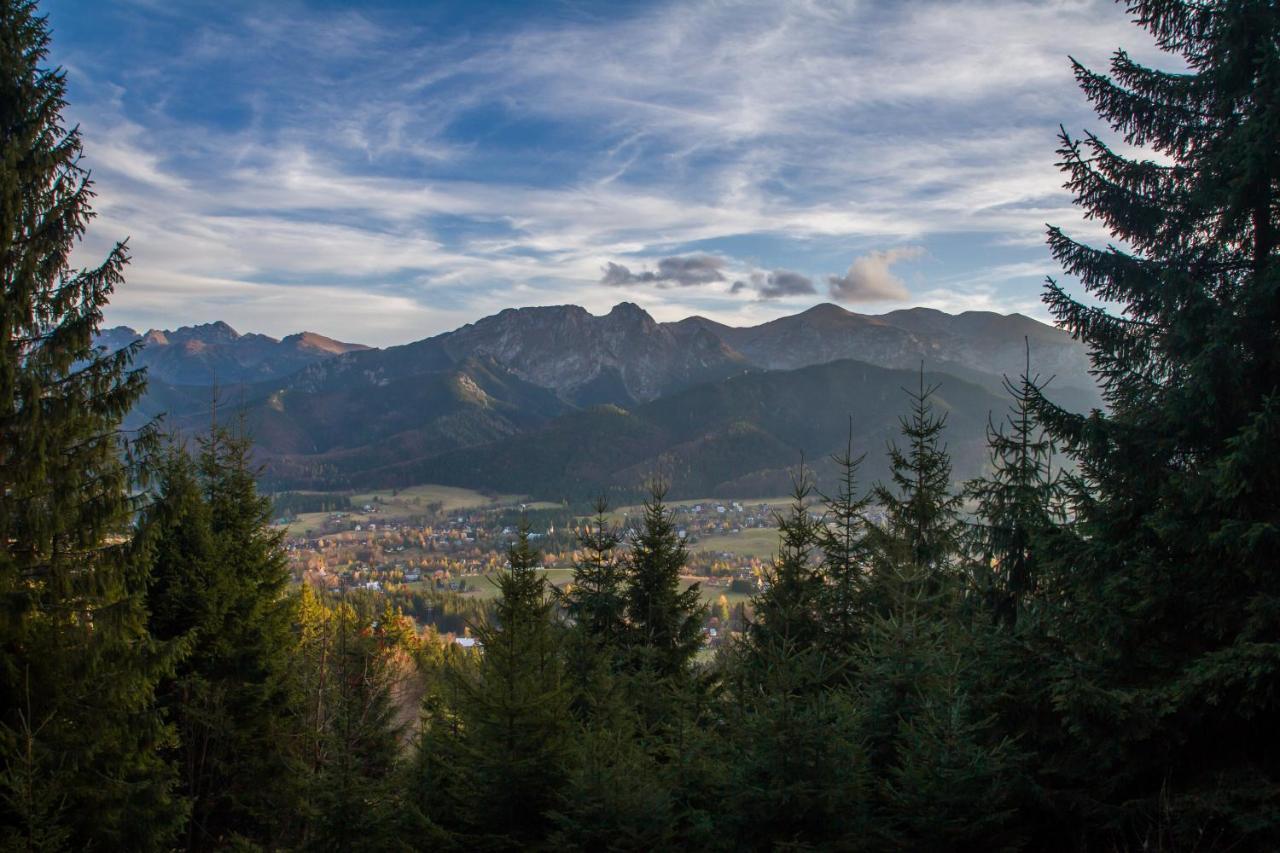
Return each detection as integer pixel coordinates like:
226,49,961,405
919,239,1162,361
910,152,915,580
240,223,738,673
365,359,1007,501
669,303,1095,396
156,355,568,485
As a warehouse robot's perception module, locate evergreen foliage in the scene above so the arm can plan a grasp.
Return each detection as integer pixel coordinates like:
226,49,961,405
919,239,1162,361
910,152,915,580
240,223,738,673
870,368,965,591
142,426,302,850
559,499,628,719
724,474,868,849
816,426,874,656
441,525,571,848
0,2,181,847
296,592,407,852
964,344,1067,627
1031,0,1280,843
623,484,707,681
6,0,1280,849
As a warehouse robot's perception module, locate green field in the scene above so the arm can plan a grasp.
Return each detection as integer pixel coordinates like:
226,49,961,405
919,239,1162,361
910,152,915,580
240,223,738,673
688,527,780,559
281,483,541,536
461,567,577,600
690,580,754,608
349,484,521,513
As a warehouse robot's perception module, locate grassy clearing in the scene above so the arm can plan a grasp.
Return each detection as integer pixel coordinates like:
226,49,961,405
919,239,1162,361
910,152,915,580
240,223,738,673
462,567,576,600
280,483,535,536
349,484,521,514
688,580,754,608
688,528,780,560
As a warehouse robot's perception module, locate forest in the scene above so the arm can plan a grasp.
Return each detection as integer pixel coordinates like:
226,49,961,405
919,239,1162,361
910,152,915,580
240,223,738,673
2,0,1278,850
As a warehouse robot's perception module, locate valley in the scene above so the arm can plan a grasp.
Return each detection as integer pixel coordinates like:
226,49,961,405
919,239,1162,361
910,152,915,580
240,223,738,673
278,483,790,639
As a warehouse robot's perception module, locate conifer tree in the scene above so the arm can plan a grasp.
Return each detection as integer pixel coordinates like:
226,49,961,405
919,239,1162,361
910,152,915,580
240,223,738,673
725,475,867,848
816,426,873,655
964,344,1066,627
623,484,706,680
746,475,826,658
1034,1,1280,843
300,598,405,853
0,3,181,846
563,499,627,648
453,525,569,847
559,499,627,718
869,369,964,602
617,485,716,842
404,648,471,850
546,501,686,849
143,425,301,849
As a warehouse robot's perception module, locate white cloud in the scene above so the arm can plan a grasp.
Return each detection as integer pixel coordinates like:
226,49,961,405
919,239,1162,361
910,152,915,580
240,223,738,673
828,246,923,302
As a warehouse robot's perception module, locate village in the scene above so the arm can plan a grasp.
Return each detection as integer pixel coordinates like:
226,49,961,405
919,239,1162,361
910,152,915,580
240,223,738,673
277,487,798,649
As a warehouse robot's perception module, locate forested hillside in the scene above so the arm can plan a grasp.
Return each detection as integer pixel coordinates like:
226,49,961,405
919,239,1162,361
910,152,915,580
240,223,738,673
2,1,1278,851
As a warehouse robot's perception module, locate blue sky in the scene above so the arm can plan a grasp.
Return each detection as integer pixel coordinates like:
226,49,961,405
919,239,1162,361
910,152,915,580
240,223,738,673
47,0,1164,345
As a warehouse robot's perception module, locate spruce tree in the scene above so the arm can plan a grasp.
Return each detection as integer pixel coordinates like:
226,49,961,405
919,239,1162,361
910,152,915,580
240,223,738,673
546,501,685,850
142,425,301,849
0,2,181,847
1034,0,1280,835
725,476,867,848
453,525,569,848
816,425,874,656
559,499,627,719
869,368,964,603
1034,1,1280,843
563,499,627,649
964,344,1066,627
623,484,706,680
300,598,405,853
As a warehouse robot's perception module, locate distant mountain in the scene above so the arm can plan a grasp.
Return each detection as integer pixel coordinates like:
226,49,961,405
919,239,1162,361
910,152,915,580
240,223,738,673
124,301,1100,497
366,359,1009,500
96,321,370,385
672,303,1094,397
158,355,571,486
274,301,749,408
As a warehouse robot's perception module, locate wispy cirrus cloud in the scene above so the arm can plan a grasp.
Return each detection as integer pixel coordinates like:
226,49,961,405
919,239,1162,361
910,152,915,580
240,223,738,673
49,0,1168,342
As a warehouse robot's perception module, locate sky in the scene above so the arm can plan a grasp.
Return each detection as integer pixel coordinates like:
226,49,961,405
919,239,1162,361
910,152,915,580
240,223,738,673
46,0,1167,346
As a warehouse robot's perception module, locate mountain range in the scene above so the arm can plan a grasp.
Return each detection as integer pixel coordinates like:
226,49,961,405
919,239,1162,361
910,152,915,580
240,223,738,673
101,302,1099,500
97,321,370,385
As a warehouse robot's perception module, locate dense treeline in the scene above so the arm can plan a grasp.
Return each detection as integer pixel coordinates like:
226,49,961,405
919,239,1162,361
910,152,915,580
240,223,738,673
270,492,353,518
2,0,1278,850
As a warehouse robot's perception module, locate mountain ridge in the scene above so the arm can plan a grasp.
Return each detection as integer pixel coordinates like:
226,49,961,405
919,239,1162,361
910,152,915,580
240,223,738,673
97,321,370,385
104,301,1099,496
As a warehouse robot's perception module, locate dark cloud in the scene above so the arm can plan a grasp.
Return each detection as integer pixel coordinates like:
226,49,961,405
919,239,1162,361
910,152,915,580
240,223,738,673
826,246,921,302
759,269,815,299
601,254,726,287
728,269,815,300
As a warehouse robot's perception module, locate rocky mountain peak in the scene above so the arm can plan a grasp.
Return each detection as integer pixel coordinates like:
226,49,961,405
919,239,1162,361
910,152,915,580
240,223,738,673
606,301,655,325
170,320,241,344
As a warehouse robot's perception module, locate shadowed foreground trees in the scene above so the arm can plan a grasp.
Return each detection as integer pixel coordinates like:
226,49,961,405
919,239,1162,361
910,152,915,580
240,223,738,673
3,0,1279,850
0,2,180,846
